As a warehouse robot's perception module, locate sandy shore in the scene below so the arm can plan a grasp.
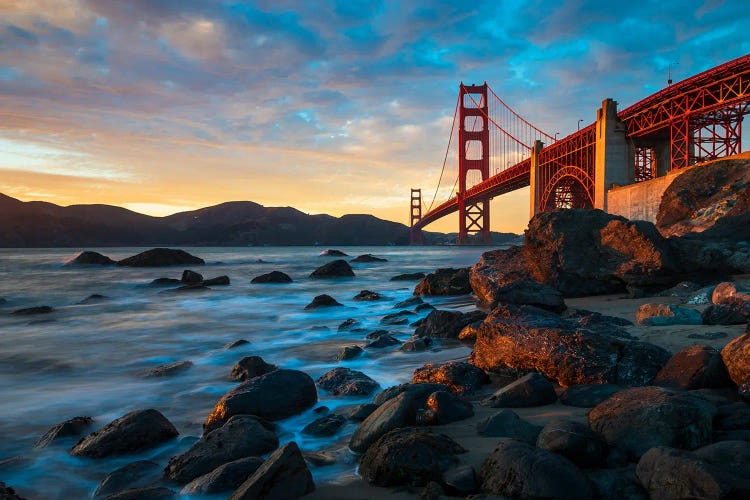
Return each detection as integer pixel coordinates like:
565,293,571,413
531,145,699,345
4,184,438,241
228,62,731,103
307,284,749,499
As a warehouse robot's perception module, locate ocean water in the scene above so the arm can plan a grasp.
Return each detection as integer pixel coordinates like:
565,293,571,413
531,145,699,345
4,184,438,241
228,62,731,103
0,246,487,499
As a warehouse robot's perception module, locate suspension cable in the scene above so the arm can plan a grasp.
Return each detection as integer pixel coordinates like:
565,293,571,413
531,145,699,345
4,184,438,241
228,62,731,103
486,85,555,142
427,94,460,212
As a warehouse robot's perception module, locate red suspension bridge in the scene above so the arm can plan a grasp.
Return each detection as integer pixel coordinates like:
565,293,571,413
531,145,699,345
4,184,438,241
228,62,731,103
410,53,750,244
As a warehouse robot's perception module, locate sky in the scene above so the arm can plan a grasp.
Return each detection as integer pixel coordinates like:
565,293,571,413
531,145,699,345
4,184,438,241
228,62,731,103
1,0,749,233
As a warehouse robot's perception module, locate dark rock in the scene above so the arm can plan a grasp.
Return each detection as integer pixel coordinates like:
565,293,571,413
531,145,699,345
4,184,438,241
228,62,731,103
559,384,623,407
442,465,477,496
204,369,317,432
420,391,473,425
390,272,426,281
102,487,176,500
480,279,567,313
166,415,278,483
394,296,423,309
419,481,445,500
337,318,360,331
310,259,354,278
587,467,647,500
34,416,94,449
415,303,435,313
181,269,204,284
223,339,249,349
721,333,750,389
316,367,379,396
703,300,749,325
343,403,379,422
470,246,536,302
160,284,210,293
713,281,750,304
93,460,162,498
414,267,471,296
70,409,177,458
372,383,451,406
536,419,607,467
380,310,414,325
653,345,731,390
66,251,116,266
351,254,387,262
149,278,181,286
365,329,390,339
251,271,292,284
304,294,343,310
481,372,557,408
302,414,346,437
693,440,750,479
476,410,542,444
400,337,431,352
365,334,401,348
415,309,487,339
635,303,702,325
203,275,230,286
479,439,594,499
715,402,750,430
180,457,264,495
79,294,109,304
117,248,204,267
229,356,277,382
142,360,193,378
588,386,716,459
11,306,53,316
412,361,489,395
657,281,704,297
353,290,382,301
336,345,364,362
302,450,339,468
359,428,465,486
229,442,314,500
320,249,348,256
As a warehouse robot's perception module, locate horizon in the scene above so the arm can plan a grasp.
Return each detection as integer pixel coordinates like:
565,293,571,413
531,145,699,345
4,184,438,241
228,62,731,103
1,1,749,232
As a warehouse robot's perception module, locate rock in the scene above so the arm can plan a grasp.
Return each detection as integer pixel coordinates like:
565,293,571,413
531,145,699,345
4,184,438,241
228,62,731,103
380,310,414,325
635,303,703,325
302,414,346,437
559,384,623,407
180,457,264,495
713,281,750,304
336,345,363,361
359,428,465,486
365,329,390,339
11,306,53,316
34,416,94,449
687,285,717,305
479,439,594,499
470,305,670,387
587,467,647,500
142,360,193,378
652,345,730,390
251,271,292,284
0,483,24,500
536,419,607,467
70,409,178,458
442,465,477,496
415,303,435,313
470,246,536,301
337,318,360,331
419,481,445,500
310,259,354,278
721,333,750,389
102,487,176,499
350,390,425,453
394,296,424,309
420,391,473,425
320,249,348,256
715,402,750,430
390,272,426,281
414,267,471,295
316,367,379,396
149,278,181,286
588,386,716,459
476,410,542,444
372,383,450,406
117,248,204,267
400,337,432,352
353,290,382,301
343,403,379,421
457,321,483,341
65,251,115,266
304,294,342,310
79,294,109,304
412,361,489,395
693,440,750,479
229,442,314,500
181,269,203,284
703,300,749,325
351,254,387,262
365,333,401,348
204,369,317,432
165,415,277,483
93,460,162,498
224,339,249,349
302,450,339,468
481,372,557,408
479,279,567,313
203,275,230,286
636,446,738,500
657,281,704,297
229,356,277,381
415,309,487,339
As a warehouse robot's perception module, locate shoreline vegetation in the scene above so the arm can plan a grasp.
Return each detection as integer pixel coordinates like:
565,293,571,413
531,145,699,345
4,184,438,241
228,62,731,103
1,155,750,499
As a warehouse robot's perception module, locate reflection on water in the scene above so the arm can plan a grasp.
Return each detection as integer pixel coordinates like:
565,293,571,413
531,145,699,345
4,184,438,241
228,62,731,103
0,246,486,499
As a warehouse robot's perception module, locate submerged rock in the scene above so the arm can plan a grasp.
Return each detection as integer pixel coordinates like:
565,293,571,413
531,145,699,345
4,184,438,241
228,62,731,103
302,414,346,437
11,306,53,316
414,268,471,296
181,269,203,284
310,259,354,278
65,251,115,266
117,248,204,267
351,254,387,262
229,356,277,382
34,416,94,449
336,345,364,362
251,271,292,284
141,360,193,378
93,460,162,498
229,442,315,500
390,272,426,281
203,275,230,286
320,249,347,256
316,367,379,396
304,294,342,310
149,278,181,286
353,290,382,301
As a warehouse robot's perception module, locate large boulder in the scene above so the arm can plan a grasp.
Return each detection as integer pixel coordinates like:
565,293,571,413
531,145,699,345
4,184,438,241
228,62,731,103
721,333,750,389
588,386,716,459
470,246,536,302
411,361,489,395
536,419,607,467
70,409,178,458
204,369,317,432
481,372,557,408
414,268,471,296
652,345,731,390
420,391,474,425
117,248,204,267
470,306,670,387
372,383,451,406
65,251,115,266
702,301,749,325
559,384,624,408
479,439,594,499
358,428,466,486
229,442,315,500
310,259,354,278
414,309,486,339
165,415,278,483
316,367,379,396
482,279,566,313
180,457,264,495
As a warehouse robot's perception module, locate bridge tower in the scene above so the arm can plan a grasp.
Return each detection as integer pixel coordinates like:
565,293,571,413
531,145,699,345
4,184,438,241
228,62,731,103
458,83,491,244
409,188,424,245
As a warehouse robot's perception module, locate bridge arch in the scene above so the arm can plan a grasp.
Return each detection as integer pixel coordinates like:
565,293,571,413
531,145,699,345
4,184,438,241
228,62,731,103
539,165,594,211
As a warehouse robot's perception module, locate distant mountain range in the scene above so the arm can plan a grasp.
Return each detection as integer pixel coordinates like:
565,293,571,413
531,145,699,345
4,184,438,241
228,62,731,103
0,193,522,247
